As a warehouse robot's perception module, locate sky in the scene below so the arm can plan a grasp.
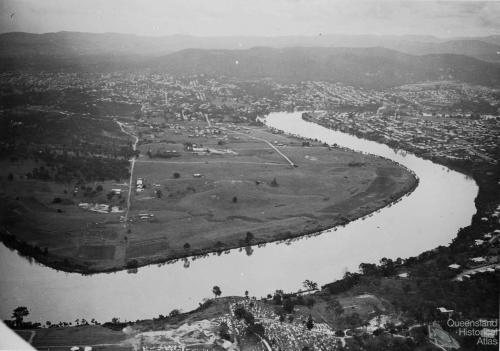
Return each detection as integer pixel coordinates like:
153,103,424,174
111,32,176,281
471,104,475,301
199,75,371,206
0,0,499,38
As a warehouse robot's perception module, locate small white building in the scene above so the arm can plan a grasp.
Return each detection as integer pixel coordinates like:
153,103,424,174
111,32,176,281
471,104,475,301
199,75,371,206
437,307,454,314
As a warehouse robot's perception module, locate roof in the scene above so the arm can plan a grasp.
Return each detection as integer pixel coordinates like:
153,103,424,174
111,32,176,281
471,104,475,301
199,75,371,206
437,307,454,313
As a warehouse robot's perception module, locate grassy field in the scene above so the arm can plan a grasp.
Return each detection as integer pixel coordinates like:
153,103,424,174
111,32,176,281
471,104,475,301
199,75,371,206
18,297,241,350
0,121,417,273
27,325,131,351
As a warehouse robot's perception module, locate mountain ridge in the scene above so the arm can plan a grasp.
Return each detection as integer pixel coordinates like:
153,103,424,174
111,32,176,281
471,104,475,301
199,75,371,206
1,36,499,89
1,31,500,62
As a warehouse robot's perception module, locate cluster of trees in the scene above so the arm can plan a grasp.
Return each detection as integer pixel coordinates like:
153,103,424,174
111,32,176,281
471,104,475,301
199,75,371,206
147,148,181,159
26,166,51,181
0,232,48,261
267,289,317,325
1,112,134,183
358,257,403,277
323,272,362,295
17,152,130,183
1,111,133,158
233,305,266,338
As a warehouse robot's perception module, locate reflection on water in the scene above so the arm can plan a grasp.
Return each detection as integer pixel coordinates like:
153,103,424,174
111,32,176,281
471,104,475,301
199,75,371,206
0,112,478,324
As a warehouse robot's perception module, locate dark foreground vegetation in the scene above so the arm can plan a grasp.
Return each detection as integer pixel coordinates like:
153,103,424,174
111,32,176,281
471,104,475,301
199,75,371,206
0,111,135,182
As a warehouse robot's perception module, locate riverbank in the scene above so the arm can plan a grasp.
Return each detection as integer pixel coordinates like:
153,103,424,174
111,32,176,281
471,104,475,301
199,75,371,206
0,120,418,274
300,111,499,348
4,112,494,350
1,111,476,325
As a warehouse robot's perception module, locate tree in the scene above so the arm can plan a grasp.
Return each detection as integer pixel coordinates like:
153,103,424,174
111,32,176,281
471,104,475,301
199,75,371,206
335,330,345,337
173,172,180,179
156,189,162,198
219,321,231,340
245,231,254,243
273,291,283,305
12,307,29,328
302,279,318,290
359,262,379,276
169,309,180,317
96,185,103,192
232,196,238,203
270,177,279,187
212,286,222,298
247,323,265,337
283,298,295,314
245,290,249,298
183,242,191,250
234,305,255,325
244,245,254,256
306,314,314,330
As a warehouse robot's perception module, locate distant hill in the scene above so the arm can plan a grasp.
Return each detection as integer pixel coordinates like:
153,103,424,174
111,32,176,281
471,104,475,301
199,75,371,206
1,31,500,62
388,39,500,63
0,31,173,57
1,32,500,89
150,47,500,88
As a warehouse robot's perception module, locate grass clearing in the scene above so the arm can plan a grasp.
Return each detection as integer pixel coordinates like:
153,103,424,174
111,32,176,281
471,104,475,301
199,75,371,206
1,122,416,273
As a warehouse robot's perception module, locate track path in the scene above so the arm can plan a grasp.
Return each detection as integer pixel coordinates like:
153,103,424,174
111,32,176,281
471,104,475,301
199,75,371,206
224,128,296,167
116,121,139,224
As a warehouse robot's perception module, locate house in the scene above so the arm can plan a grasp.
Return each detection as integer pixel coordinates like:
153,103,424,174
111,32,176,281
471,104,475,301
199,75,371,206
469,257,487,266
437,307,454,314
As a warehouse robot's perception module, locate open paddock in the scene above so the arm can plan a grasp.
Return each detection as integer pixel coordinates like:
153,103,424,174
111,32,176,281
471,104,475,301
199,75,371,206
0,123,416,273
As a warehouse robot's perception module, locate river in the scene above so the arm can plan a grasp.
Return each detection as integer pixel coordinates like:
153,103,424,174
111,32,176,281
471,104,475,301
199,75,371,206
0,111,478,324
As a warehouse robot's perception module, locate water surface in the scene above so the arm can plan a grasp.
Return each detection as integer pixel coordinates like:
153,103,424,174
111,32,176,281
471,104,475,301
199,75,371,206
0,111,477,324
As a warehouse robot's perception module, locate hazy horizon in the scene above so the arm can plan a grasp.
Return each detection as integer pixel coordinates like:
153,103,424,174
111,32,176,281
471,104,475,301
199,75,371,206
1,30,500,40
1,0,500,38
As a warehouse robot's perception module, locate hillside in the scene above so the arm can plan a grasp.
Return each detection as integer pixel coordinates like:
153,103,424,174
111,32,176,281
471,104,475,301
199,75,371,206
151,47,500,88
388,39,500,62
1,31,500,61
1,32,500,88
